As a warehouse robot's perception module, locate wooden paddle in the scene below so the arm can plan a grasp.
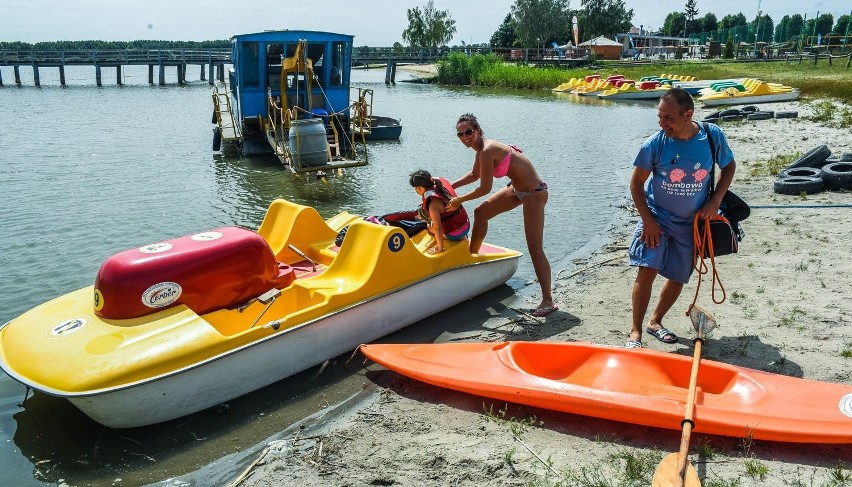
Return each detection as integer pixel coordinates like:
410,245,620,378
652,306,717,487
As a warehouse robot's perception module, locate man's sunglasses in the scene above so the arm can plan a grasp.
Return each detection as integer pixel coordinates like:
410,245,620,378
456,128,475,138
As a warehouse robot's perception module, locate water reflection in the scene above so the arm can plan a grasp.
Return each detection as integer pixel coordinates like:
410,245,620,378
0,67,661,486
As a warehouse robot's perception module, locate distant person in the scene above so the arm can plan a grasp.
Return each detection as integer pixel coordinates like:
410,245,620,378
446,113,556,317
626,88,736,348
409,170,470,255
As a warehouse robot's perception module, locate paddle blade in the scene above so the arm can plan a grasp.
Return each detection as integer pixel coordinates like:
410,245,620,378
652,452,701,487
688,305,717,335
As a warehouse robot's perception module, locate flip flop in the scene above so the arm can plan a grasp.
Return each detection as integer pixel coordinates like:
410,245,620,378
532,305,559,317
645,326,678,344
625,340,643,349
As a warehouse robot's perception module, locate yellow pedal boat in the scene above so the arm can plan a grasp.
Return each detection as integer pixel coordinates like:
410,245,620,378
0,199,520,428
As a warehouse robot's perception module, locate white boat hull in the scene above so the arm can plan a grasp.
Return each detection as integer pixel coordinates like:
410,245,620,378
700,90,800,106
598,90,668,100
64,257,518,428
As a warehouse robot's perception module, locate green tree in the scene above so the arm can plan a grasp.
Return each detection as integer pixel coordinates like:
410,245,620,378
835,15,850,36
723,35,734,58
719,13,747,29
490,14,518,47
787,14,805,43
815,13,834,36
750,13,773,53
663,12,686,37
579,0,633,40
401,1,457,48
511,0,573,48
684,0,699,37
699,13,718,33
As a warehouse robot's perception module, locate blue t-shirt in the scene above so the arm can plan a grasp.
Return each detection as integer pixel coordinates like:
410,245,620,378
633,122,734,223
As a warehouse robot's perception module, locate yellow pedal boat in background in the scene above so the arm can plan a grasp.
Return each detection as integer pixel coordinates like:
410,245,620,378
0,199,521,428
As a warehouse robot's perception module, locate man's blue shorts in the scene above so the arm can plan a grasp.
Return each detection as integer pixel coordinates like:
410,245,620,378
628,216,695,284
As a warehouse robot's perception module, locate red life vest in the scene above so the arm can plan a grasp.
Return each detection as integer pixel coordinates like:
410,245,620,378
419,177,470,238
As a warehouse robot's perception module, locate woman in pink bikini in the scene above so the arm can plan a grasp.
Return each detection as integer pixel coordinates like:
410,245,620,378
446,113,556,317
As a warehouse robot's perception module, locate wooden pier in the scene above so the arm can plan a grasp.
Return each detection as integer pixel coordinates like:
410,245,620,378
0,49,231,86
1,46,593,86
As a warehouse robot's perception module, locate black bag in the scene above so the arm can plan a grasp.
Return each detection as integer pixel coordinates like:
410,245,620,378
704,122,750,244
697,215,738,257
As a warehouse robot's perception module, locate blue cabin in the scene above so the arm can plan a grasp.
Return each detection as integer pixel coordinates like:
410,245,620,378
213,30,370,172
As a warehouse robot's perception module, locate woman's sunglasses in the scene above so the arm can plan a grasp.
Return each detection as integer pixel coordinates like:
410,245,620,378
456,128,475,138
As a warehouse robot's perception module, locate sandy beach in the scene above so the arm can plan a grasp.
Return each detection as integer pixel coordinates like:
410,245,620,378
224,98,852,487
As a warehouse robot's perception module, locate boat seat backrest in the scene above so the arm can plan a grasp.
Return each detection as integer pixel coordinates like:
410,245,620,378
256,199,337,261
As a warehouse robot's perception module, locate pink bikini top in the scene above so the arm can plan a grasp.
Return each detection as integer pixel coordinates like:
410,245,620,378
494,145,521,178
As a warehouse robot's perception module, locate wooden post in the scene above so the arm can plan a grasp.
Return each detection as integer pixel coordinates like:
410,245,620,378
208,62,214,85
218,64,224,81
200,63,206,81
116,65,122,85
0,67,3,86
158,50,165,86
96,65,102,86
148,64,154,84
32,65,40,86
59,65,65,85
14,65,21,85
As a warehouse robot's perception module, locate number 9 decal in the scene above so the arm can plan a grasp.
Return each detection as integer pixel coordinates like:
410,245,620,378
387,233,405,252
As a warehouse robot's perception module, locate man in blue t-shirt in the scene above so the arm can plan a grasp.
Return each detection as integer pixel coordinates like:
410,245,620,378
626,88,736,349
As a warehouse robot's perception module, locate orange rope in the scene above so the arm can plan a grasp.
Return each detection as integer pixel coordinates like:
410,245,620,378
687,214,727,316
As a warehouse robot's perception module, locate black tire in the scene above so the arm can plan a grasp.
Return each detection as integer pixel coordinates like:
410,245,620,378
785,145,832,170
746,112,771,121
811,157,839,169
706,110,722,119
779,167,822,179
820,162,852,190
212,127,222,152
211,111,218,124
721,114,744,122
741,105,759,113
773,176,824,195
775,111,798,119
841,153,852,162
719,108,742,117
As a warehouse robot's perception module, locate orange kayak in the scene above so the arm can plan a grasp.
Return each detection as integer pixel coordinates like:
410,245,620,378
361,341,852,443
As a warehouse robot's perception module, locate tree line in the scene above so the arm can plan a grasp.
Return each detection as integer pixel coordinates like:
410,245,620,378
0,40,230,51
401,0,850,49
662,8,850,44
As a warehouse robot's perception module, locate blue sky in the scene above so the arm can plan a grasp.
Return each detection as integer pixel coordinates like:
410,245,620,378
0,1,848,45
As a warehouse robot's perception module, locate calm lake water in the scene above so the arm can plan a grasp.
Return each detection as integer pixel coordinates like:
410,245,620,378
0,64,660,486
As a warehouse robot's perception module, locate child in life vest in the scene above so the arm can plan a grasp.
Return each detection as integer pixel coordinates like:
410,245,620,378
409,170,470,254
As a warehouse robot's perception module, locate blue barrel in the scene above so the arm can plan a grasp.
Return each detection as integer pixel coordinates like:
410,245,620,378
288,118,329,167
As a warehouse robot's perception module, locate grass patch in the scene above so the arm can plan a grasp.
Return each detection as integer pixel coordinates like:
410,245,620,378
482,402,543,438
743,457,769,480
778,306,806,327
749,153,797,177
842,343,852,358
808,100,836,123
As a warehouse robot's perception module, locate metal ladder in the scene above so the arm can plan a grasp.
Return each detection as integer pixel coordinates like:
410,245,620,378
212,84,240,142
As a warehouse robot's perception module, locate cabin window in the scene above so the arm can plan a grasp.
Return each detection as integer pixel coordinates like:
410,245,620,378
240,42,260,88
331,41,346,86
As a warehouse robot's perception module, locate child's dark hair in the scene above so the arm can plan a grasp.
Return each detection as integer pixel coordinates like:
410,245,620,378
409,170,433,189
410,170,452,200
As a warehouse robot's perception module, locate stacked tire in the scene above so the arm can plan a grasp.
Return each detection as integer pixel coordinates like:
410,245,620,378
702,106,791,123
773,145,852,194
